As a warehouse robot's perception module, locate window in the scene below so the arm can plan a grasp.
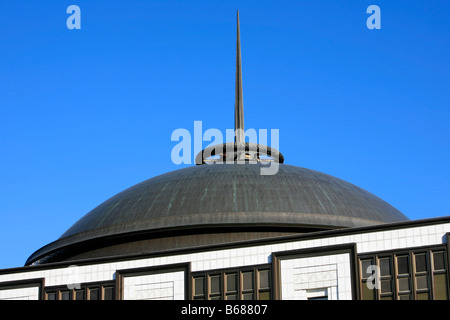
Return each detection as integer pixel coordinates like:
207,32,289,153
193,277,205,300
379,256,394,300
192,265,272,300
209,275,221,300
432,251,448,300
258,269,271,300
360,256,395,300
360,257,376,300
359,246,448,300
241,271,254,300
45,282,115,300
396,255,411,300
226,273,238,300
413,252,430,300
307,288,328,300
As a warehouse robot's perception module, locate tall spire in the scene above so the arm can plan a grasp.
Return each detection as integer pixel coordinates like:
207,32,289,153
194,11,285,165
234,10,244,143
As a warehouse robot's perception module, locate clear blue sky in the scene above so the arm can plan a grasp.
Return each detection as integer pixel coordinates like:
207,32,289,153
0,1,448,269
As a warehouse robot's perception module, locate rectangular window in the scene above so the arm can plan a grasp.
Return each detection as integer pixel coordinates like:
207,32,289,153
395,254,411,300
397,255,410,275
88,288,99,300
193,276,205,300
191,265,272,300
358,246,448,300
61,290,71,300
433,251,445,271
46,292,57,300
225,273,237,300
225,273,238,300
242,271,254,300
432,250,448,300
433,274,448,300
209,275,222,300
103,286,114,300
75,289,85,300
360,258,376,300
413,252,430,300
44,282,115,300
378,256,393,300
258,269,271,300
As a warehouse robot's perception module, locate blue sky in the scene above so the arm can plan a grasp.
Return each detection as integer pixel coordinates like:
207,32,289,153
0,0,448,269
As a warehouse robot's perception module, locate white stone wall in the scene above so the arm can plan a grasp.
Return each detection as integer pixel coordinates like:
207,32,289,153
0,285,40,300
280,253,352,300
122,270,185,300
0,220,449,300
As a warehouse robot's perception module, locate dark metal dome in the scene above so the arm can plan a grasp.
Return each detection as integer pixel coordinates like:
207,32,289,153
26,163,408,265
25,13,408,265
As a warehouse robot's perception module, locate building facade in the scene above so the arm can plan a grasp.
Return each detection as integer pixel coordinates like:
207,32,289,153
1,216,449,300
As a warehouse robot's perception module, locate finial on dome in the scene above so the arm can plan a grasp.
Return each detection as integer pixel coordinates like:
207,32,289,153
235,10,244,143
194,11,284,165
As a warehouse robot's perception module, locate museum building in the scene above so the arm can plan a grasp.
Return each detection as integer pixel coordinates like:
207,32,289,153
0,11,449,301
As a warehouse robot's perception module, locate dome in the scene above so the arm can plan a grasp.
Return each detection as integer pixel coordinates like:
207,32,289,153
26,163,408,265
25,13,408,266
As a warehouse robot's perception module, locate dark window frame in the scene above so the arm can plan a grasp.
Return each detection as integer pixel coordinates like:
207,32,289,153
190,264,272,300
358,244,449,300
44,280,115,300
377,254,394,300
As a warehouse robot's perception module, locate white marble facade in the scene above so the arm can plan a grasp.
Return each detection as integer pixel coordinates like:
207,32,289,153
1,217,449,300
